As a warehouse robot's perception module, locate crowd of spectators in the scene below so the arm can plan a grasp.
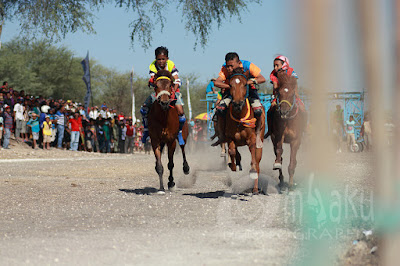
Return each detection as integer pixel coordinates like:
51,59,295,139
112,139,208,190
0,81,148,153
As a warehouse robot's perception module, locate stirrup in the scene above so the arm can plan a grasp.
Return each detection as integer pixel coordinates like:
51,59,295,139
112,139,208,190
177,130,185,145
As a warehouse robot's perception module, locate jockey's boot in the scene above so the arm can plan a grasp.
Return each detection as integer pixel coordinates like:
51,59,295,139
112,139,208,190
140,106,149,144
177,114,186,145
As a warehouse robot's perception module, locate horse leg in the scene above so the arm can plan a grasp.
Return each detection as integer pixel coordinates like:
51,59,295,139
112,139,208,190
273,139,285,188
235,150,242,171
153,145,165,192
228,141,237,171
288,140,300,190
255,146,263,192
248,138,259,192
180,143,190,175
273,137,284,170
167,141,177,191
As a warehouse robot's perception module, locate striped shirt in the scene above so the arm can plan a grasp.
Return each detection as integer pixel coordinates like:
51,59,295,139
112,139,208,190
55,111,65,126
4,112,13,129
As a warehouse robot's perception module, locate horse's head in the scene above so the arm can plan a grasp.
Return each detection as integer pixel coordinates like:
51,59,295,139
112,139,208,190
276,70,297,119
229,67,248,112
154,69,173,111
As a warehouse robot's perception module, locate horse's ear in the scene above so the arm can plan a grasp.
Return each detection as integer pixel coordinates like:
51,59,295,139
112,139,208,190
244,70,250,78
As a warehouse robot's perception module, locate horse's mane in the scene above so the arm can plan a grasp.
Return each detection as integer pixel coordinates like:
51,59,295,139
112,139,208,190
277,70,297,89
155,69,173,81
231,67,244,75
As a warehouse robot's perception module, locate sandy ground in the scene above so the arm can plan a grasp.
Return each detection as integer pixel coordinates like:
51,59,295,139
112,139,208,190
0,139,376,265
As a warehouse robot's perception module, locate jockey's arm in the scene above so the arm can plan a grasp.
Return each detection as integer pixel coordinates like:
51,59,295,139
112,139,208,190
272,81,279,90
214,77,230,90
247,73,266,85
173,74,180,91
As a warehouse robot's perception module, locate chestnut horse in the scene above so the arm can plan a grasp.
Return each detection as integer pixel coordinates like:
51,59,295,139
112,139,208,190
265,70,307,190
225,68,265,193
148,70,190,193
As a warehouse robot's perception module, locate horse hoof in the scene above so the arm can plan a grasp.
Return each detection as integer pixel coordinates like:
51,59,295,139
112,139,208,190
168,182,176,192
157,190,166,195
273,163,282,170
183,163,190,175
249,171,258,180
211,139,222,147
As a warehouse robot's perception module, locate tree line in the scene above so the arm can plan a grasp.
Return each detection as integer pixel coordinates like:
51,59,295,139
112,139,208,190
0,38,220,119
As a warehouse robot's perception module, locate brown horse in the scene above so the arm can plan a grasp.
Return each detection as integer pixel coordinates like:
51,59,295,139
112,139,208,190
265,70,307,190
225,68,265,193
148,70,190,193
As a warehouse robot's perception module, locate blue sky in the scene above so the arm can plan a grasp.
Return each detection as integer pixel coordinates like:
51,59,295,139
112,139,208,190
2,0,395,96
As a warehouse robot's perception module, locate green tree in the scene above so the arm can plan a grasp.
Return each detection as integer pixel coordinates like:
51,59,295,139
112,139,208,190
0,0,260,49
0,38,86,100
0,1,104,42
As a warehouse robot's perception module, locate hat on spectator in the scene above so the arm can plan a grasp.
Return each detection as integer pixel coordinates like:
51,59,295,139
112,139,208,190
4,104,10,109
45,115,50,118
41,105,50,113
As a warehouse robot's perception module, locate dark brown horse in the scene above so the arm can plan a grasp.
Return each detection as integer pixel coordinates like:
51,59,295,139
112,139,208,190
148,70,190,193
265,70,307,190
225,68,265,193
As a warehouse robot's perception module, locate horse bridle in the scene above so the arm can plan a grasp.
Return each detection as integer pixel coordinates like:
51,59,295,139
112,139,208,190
276,92,298,119
229,73,249,99
155,76,172,102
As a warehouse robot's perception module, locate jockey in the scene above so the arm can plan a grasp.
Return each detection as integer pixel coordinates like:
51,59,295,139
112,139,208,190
212,52,266,146
140,46,186,145
264,55,304,139
270,55,301,106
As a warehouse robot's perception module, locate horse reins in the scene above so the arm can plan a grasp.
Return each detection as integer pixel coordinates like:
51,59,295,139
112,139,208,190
228,73,257,128
229,73,250,99
155,76,172,99
229,99,256,128
277,93,299,119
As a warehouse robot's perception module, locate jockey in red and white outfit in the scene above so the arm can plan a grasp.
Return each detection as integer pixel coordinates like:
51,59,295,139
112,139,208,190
270,55,300,106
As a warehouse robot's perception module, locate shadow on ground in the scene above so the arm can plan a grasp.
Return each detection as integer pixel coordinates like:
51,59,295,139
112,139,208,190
183,190,233,199
119,187,159,195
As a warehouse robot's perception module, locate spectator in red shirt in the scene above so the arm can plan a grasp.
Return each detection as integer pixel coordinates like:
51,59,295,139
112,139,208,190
125,119,135,154
68,112,82,151
117,112,125,122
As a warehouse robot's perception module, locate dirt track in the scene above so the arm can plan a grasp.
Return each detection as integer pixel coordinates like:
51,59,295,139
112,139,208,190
0,140,375,265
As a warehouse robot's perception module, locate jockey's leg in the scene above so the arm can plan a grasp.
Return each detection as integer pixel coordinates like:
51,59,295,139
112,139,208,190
249,89,263,148
174,92,186,146
141,93,156,143
211,95,231,147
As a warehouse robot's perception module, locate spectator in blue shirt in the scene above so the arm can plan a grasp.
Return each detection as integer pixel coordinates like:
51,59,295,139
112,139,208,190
27,113,40,149
206,78,217,94
345,115,356,150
